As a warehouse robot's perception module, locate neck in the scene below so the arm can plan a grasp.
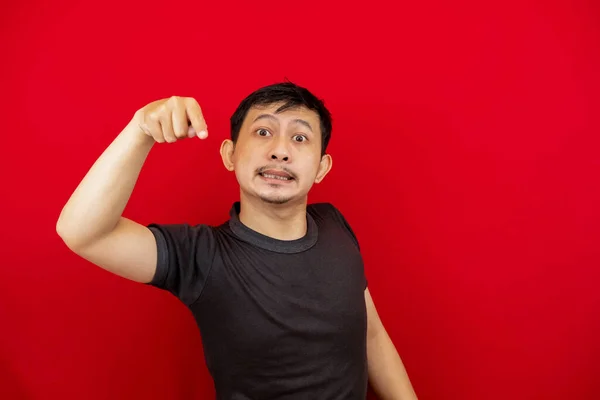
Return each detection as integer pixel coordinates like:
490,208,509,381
238,192,308,241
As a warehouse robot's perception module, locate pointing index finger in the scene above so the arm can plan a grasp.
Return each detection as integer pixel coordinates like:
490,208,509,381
185,98,208,139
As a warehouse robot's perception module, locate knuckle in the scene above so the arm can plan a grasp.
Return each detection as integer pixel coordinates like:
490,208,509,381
134,108,144,120
186,96,201,108
148,112,160,122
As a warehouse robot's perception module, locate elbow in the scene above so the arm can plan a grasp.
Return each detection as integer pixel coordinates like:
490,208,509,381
56,210,73,244
56,212,86,251
56,219,79,250
56,214,69,242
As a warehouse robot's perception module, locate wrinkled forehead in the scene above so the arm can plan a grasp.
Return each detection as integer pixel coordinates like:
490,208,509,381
244,102,321,131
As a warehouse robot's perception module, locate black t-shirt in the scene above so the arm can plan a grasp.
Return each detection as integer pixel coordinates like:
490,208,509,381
147,202,368,399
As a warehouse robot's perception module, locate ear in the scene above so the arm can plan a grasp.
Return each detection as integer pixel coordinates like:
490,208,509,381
314,154,332,183
220,139,235,171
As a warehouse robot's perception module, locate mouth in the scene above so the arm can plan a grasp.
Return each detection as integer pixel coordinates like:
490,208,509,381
258,169,295,183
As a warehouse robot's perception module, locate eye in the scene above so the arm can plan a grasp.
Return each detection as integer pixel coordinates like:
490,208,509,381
293,134,307,142
256,128,271,137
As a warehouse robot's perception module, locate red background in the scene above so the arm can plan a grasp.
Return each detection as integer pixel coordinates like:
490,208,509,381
1,0,599,399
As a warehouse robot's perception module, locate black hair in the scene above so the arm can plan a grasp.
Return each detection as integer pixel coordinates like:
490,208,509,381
230,81,332,156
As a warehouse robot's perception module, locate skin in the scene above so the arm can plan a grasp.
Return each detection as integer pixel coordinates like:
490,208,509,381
220,102,332,241
221,103,418,399
56,95,417,399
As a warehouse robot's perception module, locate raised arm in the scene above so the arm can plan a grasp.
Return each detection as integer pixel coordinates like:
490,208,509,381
56,96,208,283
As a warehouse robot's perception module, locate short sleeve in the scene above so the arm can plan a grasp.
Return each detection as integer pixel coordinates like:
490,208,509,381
327,204,368,290
328,204,360,251
146,223,217,306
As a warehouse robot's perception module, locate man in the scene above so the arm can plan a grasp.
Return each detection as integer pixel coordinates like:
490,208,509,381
56,82,417,399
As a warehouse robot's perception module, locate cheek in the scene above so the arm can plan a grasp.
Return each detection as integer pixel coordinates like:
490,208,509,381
299,157,321,180
233,149,258,178
233,147,253,167
307,154,321,170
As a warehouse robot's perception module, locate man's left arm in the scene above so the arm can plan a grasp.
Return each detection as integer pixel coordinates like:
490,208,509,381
365,288,418,400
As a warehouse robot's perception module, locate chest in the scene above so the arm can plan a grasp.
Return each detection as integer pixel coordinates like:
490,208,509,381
192,238,367,361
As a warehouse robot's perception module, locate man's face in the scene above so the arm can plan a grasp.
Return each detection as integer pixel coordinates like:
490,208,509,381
225,102,331,205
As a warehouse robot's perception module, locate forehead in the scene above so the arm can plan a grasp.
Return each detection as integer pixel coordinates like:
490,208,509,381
244,102,321,129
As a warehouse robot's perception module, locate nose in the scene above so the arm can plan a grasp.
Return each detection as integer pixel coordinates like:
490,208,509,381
268,136,290,162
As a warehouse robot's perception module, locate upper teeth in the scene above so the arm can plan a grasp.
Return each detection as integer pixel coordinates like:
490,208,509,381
263,173,290,180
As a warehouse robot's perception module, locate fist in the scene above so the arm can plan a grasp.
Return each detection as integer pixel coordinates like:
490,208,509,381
133,96,208,143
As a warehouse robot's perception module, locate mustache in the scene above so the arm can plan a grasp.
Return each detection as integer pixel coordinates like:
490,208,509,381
256,165,297,179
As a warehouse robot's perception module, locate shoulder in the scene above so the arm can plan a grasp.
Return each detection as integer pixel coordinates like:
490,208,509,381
307,202,349,222
308,202,360,249
307,202,336,217
307,202,342,224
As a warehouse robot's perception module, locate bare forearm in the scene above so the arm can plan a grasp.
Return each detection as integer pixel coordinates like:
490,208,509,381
57,121,153,248
367,329,418,400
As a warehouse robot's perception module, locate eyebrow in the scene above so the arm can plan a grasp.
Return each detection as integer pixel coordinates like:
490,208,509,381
253,114,314,133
